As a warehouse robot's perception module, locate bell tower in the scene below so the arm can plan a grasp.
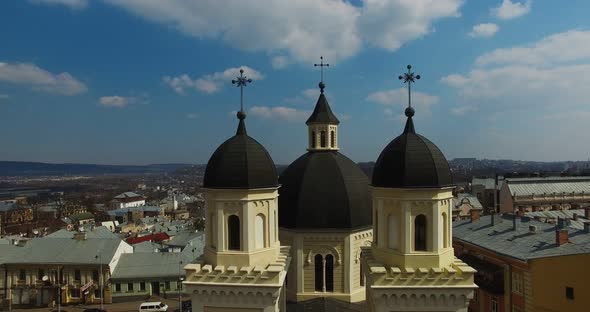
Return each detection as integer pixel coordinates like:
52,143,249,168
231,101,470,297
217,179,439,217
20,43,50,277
184,69,290,312
306,56,340,152
361,65,476,312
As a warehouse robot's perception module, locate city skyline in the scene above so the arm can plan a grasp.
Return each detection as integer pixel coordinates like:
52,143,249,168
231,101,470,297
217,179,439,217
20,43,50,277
1,0,590,165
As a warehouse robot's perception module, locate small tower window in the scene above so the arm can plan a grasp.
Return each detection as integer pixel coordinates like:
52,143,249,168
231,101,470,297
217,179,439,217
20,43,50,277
442,212,449,248
414,214,427,251
228,215,240,251
314,254,323,291
330,130,335,148
325,254,334,292
311,131,316,148
320,131,326,147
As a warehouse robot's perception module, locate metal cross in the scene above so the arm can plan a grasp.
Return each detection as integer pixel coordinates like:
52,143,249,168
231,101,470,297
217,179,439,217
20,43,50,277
314,56,330,82
231,69,253,113
398,64,420,108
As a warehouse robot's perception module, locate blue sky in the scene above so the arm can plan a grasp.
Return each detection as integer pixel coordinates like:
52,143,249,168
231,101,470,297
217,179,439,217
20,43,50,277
1,0,589,165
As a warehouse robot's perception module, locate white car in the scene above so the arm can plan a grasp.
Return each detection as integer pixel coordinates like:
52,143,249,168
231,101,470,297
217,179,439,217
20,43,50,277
139,302,168,312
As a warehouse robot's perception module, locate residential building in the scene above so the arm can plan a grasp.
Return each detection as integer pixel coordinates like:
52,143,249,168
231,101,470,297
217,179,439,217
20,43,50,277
499,176,590,214
470,176,503,212
453,213,590,312
453,193,484,221
111,192,146,209
110,252,191,302
0,227,132,307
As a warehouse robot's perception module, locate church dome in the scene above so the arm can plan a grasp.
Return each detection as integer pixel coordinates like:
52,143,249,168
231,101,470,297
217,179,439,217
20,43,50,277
278,151,371,229
203,113,278,189
372,107,453,188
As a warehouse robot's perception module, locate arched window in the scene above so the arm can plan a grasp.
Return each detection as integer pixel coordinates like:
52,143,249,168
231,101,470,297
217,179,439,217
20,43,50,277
388,214,398,250
330,131,335,148
442,212,449,248
228,215,240,251
325,254,334,292
360,262,364,286
414,214,427,251
314,254,323,291
210,212,216,249
255,214,265,249
311,131,316,148
320,131,326,147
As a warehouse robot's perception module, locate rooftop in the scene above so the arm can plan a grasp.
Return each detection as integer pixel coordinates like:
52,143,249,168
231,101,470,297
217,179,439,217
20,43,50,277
505,176,590,196
111,252,192,280
453,214,590,261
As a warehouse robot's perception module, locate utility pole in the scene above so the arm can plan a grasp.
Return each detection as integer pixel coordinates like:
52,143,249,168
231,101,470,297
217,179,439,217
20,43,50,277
178,260,183,312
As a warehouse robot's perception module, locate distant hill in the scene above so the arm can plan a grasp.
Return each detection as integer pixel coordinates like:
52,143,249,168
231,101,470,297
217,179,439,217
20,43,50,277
0,161,191,176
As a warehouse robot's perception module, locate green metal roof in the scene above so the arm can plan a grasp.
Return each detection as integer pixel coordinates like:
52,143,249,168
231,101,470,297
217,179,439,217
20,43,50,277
111,252,190,280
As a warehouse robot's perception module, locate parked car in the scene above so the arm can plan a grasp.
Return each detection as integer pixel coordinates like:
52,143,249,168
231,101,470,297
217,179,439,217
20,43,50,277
139,302,169,312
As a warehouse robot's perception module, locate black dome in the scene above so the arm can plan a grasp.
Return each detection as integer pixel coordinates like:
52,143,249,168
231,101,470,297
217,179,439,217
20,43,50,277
372,115,453,188
204,116,278,189
279,151,371,230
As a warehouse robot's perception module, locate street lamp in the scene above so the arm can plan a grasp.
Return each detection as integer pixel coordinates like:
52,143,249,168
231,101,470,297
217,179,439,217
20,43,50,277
178,260,183,312
95,253,104,311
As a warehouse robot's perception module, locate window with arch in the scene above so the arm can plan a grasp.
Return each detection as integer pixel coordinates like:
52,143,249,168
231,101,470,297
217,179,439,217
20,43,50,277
311,131,316,148
210,212,216,249
414,214,427,251
360,262,365,286
388,214,398,250
442,212,449,248
314,254,334,292
320,131,326,147
314,254,323,291
228,215,240,251
330,130,335,148
255,213,266,249
325,254,334,292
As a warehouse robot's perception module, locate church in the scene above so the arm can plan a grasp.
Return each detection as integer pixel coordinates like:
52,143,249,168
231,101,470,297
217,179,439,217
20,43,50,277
183,64,476,312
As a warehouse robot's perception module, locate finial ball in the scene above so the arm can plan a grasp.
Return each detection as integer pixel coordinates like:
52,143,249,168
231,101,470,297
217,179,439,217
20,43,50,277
405,106,415,117
237,110,246,120
319,81,325,90
416,75,421,79
239,69,244,74
407,65,411,69
398,75,403,80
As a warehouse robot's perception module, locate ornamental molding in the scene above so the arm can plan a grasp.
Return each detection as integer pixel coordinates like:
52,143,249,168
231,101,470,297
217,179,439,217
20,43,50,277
305,245,342,266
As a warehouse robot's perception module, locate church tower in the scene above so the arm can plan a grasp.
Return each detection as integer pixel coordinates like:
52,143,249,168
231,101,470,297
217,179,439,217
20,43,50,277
279,57,373,304
361,65,476,312
184,69,291,312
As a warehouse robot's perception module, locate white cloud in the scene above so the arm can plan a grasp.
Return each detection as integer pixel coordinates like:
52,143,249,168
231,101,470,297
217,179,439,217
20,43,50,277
29,0,88,9
468,23,499,38
359,0,463,51
366,88,439,113
491,0,532,20
476,30,590,67
441,30,590,110
103,0,464,64
0,62,87,95
271,56,290,69
98,96,136,108
250,106,310,122
283,88,330,105
0,94,8,99
163,66,263,95
451,105,477,116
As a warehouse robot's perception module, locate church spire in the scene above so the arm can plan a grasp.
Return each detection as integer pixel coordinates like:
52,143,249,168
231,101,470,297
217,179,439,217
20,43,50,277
307,56,340,151
232,69,253,136
398,64,420,134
